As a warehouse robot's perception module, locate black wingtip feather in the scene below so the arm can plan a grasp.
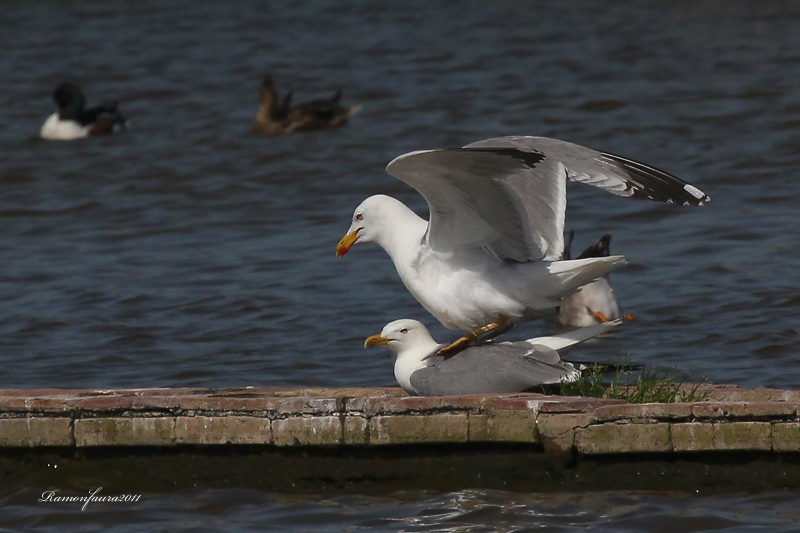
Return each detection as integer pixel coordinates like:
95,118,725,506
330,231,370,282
600,152,710,206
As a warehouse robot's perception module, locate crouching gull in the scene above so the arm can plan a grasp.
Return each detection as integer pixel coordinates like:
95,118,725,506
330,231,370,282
337,136,709,355
557,232,636,329
365,318,622,396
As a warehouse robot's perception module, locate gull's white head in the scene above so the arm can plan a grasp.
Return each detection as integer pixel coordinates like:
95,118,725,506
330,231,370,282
365,318,441,394
364,319,440,361
335,195,409,257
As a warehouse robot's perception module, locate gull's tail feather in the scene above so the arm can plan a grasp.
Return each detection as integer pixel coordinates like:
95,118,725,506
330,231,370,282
545,255,626,303
528,319,622,353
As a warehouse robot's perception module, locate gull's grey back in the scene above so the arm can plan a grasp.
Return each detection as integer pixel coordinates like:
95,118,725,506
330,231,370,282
409,341,577,396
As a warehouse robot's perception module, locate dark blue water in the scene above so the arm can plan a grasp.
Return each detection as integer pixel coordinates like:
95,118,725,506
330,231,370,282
1,0,800,530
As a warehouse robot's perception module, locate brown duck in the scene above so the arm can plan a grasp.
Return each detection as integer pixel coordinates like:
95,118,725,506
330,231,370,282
253,76,360,135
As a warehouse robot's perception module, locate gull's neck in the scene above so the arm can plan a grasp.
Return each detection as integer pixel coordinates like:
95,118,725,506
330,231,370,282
374,198,428,269
392,339,442,394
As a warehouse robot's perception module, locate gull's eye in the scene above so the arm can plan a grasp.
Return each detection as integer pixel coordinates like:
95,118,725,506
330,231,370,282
400,328,408,334
355,213,363,221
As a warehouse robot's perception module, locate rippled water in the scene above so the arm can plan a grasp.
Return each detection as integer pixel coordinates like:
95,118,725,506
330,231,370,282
2,0,800,530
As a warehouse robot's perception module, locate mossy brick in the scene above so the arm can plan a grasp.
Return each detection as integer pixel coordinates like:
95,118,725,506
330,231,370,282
174,416,271,444
75,417,175,446
368,414,469,444
467,413,490,441
467,410,538,443
487,411,538,442
0,418,73,447
772,423,800,451
575,422,672,454
714,422,772,450
272,416,342,446
672,422,772,451
342,416,368,445
671,423,715,451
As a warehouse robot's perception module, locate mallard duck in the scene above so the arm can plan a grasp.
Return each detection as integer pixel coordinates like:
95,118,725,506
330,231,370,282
253,75,360,135
40,82,126,141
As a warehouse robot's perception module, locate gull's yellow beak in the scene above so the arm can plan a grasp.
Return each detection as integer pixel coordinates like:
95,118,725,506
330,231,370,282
335,228,361,258
364,334,391,349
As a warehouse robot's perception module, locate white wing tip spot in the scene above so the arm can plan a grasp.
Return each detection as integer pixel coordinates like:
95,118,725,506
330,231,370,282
684,183,709,202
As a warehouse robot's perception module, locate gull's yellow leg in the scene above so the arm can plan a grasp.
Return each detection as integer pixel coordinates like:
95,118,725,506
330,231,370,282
436,315,511,359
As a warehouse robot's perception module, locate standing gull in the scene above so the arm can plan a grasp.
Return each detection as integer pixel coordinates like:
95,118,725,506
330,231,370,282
365,318,621,396
337,136,708,354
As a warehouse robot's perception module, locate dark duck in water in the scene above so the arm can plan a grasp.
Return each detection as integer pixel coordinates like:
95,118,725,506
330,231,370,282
253,75,360,135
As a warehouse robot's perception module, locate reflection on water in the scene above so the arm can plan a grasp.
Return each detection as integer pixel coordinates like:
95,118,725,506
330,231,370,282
2,0,800,530
3,487,800,532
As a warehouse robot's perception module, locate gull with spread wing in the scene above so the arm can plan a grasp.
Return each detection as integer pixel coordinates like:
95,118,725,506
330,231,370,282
337,136,708,354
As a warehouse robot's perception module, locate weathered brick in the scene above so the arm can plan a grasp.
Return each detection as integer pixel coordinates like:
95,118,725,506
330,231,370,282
348,395,479,417
691,402,796,419
537,413,592,457
483,394,552,411
533,397,625,414
707,388,786,403
22,396,81,413
176,396,273,414
592,402,695,423
272,416,342,446
369,414,469,444
575,422,672,454
0,418,73,447
175,416,271,445
272,397,341,416
75,417,175,446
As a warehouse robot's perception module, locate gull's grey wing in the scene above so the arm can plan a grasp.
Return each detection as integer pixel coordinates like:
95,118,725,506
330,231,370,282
409,343,578,396
466,136,709,206
387,147,567,262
